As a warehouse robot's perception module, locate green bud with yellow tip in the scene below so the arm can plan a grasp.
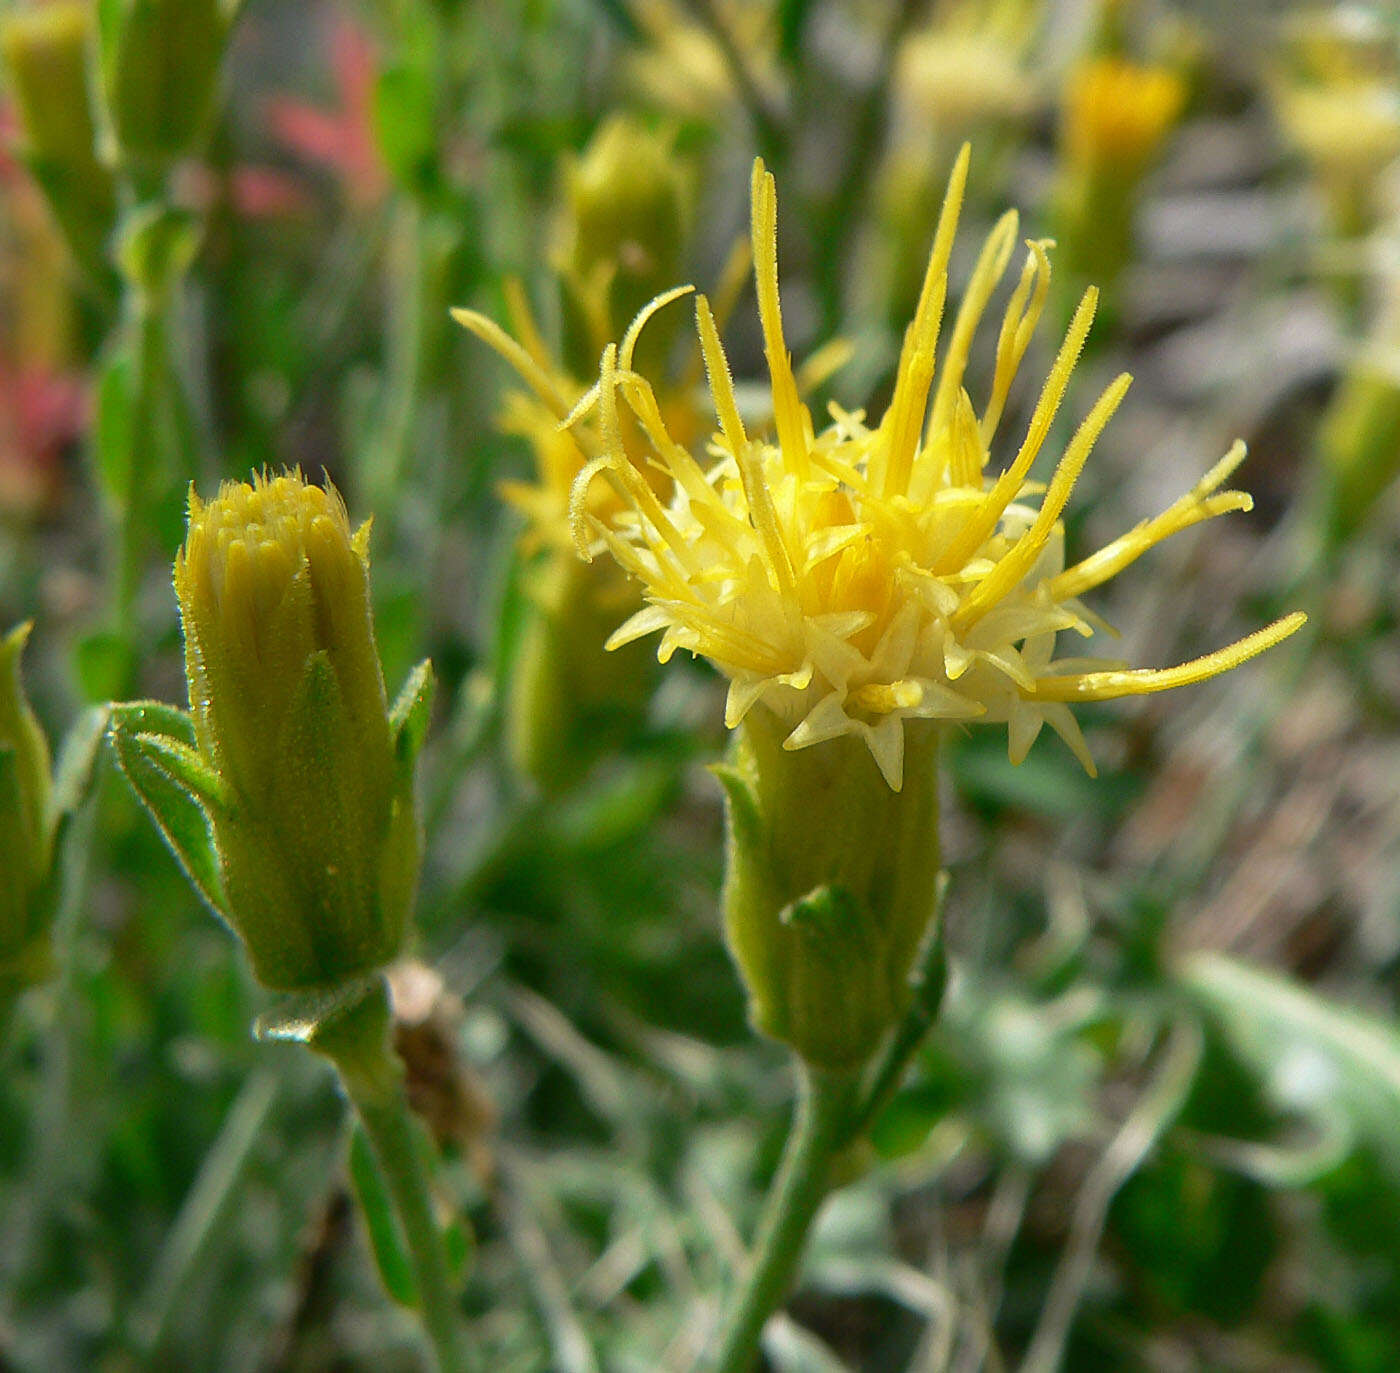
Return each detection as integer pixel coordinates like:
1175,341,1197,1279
0,622,56,985
97,0,229,175
0,2,116,287
1051,56,1186,324
2,2,100,175
713,703,942,1071
557,116,688,377
114,471,431,993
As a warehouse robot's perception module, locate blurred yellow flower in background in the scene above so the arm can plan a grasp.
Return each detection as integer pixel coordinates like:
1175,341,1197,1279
1272,9,1400,192
896,0,1039,136
1062,56,1186,176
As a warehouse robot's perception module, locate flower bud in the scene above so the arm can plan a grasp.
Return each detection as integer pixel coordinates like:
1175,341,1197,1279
2,2,99,173
506,548,656,793
1053,57,1185,306
174,472,419,990
1318,360,1400,546
98,0,229,173
0,622,55,980
557,116,688,377
0,2,117,284
714,704,942,1070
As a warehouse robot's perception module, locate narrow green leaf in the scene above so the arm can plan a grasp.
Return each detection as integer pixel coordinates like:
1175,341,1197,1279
348,1123,419,1308
389,659,435,769
50,705,111,821
109,725,226,917
44,706,113,899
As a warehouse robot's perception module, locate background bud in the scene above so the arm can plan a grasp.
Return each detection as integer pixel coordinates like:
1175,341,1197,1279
1052,56,1185,324
0,2,117,286
174,472,419,990
2,2,99,173
0,623,55,978
557,116,688,377
714,705,943,1070
98,0,229,173
506,549,656,794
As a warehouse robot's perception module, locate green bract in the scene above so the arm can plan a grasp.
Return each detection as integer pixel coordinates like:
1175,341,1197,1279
715,704,944,1070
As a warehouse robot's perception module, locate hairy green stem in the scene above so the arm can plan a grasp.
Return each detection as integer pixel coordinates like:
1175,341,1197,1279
314,982,470,1373
114,287,167,624
710,1062,859,1373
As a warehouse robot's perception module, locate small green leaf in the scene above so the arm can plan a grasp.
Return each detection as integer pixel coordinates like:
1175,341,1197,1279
253,975,381,1045
389,659,435,769
109,700,197,747
348,1124,419,1308
1181,953,1400,1183
109,724,226,917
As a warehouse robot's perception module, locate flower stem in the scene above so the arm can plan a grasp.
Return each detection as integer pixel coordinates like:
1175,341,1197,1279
313,982,470,1373
709,1062,860,1373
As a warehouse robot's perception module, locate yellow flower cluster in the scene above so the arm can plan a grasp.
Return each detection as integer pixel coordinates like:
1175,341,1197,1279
566,148,1304,790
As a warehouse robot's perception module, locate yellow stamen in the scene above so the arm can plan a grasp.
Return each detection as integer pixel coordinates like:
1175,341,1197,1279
751,159,810,481
935,286,1098,573
880,142,970,500
1028,613,1307,701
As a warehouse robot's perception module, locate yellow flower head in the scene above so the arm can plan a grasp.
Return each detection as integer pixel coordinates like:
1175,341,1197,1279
568,148,1304,791
1063,56,1186,174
